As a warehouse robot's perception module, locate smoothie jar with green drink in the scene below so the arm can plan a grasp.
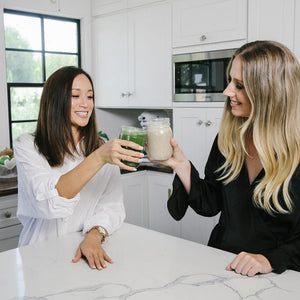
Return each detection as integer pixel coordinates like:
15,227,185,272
119,126,147,168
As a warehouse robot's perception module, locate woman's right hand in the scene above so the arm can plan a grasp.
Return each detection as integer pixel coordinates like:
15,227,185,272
96,138,144,171
159,138,189,171
157,138,191,193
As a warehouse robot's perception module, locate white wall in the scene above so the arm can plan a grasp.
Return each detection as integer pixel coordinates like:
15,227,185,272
0,0,92,150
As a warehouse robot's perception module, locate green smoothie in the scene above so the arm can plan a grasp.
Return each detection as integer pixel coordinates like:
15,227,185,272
119,126,147,167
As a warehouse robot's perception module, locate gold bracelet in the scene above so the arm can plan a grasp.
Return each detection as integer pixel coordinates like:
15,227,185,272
89,226,108,241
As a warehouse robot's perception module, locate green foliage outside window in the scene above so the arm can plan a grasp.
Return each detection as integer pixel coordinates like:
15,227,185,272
4,10,80,146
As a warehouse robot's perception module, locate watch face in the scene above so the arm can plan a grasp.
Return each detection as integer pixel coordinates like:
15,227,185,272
98,226,106,236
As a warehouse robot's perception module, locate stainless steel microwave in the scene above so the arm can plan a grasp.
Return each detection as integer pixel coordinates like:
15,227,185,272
173,49,236,102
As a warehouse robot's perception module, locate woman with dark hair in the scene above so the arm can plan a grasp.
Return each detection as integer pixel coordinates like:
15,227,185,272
162,41,300,276
14,66,143,270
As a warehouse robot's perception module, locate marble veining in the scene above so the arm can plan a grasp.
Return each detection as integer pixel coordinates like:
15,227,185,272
1,223,300,300
6,273,296,300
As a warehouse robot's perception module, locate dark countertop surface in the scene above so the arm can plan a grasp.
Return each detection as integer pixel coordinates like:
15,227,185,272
0,178,18,197
121,160,173,175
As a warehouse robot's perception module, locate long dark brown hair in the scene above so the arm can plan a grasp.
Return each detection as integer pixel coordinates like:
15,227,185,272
34,66,103,166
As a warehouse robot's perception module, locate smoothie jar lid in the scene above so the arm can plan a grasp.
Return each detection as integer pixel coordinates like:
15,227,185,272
148,118,170,127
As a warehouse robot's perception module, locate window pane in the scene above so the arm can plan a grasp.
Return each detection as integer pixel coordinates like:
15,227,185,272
46,53,78,78
12,122,37,143
4,13,41,50
10,87,42,121
44,19,78,53
6,51,43,83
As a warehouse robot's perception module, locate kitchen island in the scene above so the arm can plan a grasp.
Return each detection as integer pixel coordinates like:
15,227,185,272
0,223,299,300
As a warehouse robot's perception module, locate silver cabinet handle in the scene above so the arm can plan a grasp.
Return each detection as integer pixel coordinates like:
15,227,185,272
205,120,212,127
4,211,12,218
197,120,203,125
121,92,132,97
200,35,207,41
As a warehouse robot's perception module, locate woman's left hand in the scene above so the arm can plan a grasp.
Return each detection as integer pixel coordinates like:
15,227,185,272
72,230,113,270
226,251,273,276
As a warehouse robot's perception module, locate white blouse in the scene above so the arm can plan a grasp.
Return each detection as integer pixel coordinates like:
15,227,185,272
14,134,125,247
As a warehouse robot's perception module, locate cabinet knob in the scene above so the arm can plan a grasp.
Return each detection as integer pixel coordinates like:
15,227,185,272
197,120,203,125
4,211,12,218
121,92,132,97
205,120,212,127
200,35,207,41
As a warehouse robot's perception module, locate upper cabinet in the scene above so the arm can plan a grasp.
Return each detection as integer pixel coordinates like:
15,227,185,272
91,0,127,15
91,0,165,16
248,0,295,51
172,0,247,48
92,2,172,108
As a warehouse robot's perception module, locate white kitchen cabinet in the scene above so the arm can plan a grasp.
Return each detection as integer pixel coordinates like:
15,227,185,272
173,106,224,175
121,171,179,236
0,194,22,252
5,0,90,15
172,0,247,48
121,172,149,228
173,106,223,244
248,0,294,51
91,0,127,16
93,2,172,108
91,0,165,16
147,172,180,237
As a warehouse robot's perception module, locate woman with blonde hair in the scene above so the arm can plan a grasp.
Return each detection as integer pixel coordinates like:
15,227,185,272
163,41,300,276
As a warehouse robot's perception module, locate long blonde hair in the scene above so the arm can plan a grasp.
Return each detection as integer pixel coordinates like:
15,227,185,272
218,40,300,215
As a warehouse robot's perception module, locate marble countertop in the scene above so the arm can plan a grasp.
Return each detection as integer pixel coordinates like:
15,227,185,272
1,223,300,300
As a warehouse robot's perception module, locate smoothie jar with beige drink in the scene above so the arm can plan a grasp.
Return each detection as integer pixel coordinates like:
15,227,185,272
147,118,172,161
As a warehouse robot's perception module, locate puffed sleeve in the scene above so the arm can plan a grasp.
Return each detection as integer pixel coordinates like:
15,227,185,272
168,135,224,220
263,166,300,274
14,134,80,219
82,165,125,235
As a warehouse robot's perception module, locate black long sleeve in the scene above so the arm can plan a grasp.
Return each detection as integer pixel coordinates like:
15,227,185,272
168,135,300,274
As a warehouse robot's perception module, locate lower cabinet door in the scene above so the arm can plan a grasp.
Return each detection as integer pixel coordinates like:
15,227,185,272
147,172,180,237
121,172,149,228
180,209,220,245
0,223,23,252
121,170,219,245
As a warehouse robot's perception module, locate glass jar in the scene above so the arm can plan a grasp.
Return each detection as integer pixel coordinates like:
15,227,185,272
147,118,172,161
119,126,147,167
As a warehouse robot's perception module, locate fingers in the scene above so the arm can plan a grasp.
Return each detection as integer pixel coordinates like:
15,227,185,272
102,139,144,168
86,251,113,270
170,138,178,148
226,252,267,277
72,248,82,263
119,139,144,151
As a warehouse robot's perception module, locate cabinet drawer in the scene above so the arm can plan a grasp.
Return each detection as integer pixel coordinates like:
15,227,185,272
0,195,19,228
0,223,23,240
0,235,19,252
0,205,19,228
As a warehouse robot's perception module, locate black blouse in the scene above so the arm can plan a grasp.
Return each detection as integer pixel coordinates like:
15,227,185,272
168,136,300,274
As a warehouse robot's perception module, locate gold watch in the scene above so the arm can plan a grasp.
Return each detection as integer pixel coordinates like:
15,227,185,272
90,226,107,241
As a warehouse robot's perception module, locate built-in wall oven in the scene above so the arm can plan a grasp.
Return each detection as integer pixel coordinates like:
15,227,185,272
173,49,236,102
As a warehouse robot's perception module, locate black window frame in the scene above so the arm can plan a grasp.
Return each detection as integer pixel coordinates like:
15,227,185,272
4,9,81,147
